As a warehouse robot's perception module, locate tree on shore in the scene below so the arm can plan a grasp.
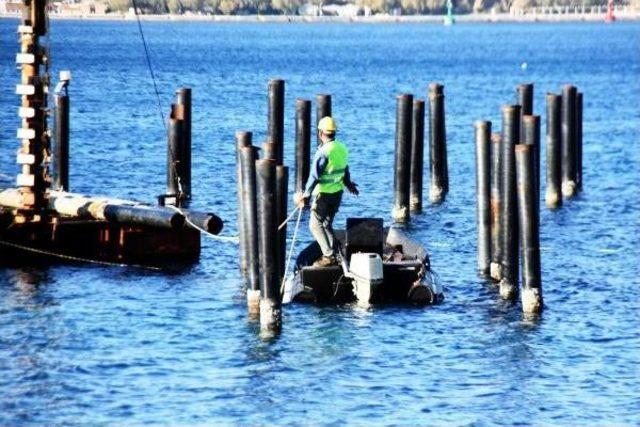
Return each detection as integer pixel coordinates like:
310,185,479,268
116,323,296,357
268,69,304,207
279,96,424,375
104,0,633,15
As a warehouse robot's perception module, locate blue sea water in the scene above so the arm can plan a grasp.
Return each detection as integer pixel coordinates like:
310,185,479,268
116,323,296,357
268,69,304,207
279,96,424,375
1,18,639,425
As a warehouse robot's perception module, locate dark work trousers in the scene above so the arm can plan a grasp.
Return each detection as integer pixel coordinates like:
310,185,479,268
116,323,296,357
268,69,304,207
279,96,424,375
310,191,343,258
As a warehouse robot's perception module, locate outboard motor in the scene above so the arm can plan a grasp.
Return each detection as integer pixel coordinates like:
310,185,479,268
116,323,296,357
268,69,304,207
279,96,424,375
349,252,383,303
344,218,385,304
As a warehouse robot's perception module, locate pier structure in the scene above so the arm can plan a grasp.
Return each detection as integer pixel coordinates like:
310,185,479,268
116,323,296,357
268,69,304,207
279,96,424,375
1,0,223,267
15,0,50,224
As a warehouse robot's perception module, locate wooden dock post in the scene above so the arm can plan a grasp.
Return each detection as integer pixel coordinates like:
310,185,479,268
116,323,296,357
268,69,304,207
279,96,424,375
428,83,448,203
490,132,504,281
256,159,282,332
295,99,311,194
268,79,285,165
515,144,543,314
545,93,562,209
175,88,192,199
315,94,332,146
392,94,413,223
240,145,260,314
561,84,577,198
53,71,70,191
410,99,425,213
500,105,520,300
475,121,491,277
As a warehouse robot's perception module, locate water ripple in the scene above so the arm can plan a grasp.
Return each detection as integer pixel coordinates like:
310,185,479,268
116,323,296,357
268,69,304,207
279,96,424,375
1,19,639,426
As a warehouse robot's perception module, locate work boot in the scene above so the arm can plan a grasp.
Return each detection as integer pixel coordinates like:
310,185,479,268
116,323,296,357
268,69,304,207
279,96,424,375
313,256,336,267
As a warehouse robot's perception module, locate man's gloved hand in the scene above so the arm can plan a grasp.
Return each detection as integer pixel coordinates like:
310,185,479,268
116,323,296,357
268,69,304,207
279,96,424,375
294,192,309,209
346,182,359,196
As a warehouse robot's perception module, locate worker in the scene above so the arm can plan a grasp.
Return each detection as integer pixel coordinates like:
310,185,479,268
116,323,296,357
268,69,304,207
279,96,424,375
295,116,359,267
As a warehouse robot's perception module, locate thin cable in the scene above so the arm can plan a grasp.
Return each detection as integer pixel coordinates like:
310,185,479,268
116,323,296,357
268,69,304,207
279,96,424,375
0,239,163,271
280,206,303,296
278,206,300,231
132,0,182,200
131,0,166,133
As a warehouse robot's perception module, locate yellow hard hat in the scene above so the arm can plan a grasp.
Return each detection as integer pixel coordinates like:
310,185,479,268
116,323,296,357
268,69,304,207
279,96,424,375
318,116,337,133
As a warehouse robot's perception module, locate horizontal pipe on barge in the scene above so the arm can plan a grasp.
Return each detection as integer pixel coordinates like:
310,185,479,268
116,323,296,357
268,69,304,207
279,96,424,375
0,189,223,233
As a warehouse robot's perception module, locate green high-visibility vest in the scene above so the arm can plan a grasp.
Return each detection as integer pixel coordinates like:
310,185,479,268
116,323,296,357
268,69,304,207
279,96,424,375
317,140,348,194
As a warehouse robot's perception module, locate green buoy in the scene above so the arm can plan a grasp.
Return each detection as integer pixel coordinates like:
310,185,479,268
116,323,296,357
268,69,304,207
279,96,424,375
443,0,455,25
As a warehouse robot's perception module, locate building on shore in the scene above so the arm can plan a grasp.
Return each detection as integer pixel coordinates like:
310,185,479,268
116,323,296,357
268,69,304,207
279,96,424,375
0,0,22,14
298,2,370,17
50,0,107,15
0,0,109,16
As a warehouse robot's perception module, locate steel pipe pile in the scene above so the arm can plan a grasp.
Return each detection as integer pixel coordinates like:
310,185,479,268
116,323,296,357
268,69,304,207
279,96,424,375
175,88,192,199
236,131,253,273
295,99,311,194
516,83,534,131
522,115,541,214
515,144,543,314
276,165,289,283
53,72,70,192
166,104,187,206
316,94,332,146
240,145,260,314
500,105,521,300
490,132,504,281
268,79,285,165
561,84,578,198
475,121,492,277
256,159,282,332
410,99,425,213
545,93,562,209
392,94,413,223
428,83,448,203
576,91,584,192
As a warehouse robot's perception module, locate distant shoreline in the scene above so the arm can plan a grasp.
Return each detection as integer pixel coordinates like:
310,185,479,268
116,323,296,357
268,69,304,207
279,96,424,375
1,11,639,23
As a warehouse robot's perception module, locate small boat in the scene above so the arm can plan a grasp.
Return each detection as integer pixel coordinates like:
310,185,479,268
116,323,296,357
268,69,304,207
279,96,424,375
283,218,444,305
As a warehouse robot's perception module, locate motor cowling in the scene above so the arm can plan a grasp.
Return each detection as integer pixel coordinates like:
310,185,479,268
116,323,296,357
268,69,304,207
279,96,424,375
349,252,383,303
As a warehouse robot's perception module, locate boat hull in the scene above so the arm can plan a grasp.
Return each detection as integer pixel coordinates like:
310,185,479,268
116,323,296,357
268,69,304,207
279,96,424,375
286,221,444,305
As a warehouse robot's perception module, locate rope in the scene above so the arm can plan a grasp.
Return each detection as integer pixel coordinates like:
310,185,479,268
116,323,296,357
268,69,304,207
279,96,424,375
132,0,189,203
165,205,239,243
131,0,166,134
0,239,163,271
278,206,300,231
280,206,303,296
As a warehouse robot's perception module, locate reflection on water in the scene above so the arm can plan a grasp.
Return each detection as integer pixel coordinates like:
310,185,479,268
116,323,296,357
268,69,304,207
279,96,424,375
0,19,639,425
0,268,69,425
2,268,53,309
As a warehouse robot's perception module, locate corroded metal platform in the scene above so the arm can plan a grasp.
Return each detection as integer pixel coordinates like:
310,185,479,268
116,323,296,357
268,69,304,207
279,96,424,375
0,209,200,267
